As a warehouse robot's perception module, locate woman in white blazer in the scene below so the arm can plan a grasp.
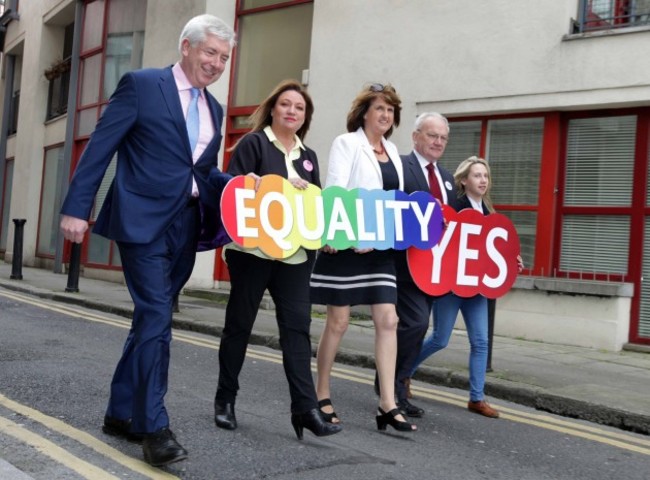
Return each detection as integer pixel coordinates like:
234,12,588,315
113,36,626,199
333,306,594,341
310,84,416,432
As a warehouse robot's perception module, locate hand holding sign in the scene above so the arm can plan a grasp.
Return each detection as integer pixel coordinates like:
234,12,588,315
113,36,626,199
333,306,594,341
407,205,521,299
220,174,445,259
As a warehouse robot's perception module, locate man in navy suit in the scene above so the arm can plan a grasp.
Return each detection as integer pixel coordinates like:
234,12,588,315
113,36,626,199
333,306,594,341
59,14,234,467
394,112,458,417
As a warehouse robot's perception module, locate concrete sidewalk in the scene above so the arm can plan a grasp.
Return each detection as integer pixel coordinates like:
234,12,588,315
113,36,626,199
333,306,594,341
1,263,649,436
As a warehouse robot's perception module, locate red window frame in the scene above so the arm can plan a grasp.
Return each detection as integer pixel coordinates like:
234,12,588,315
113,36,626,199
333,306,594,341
215,0,314,281
451,108,650,345
64,0,123,270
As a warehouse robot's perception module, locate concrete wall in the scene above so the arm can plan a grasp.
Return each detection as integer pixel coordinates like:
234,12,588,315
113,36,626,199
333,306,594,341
2,0,647,350
447,278,633,350
2,0,69,263
307,0,650,160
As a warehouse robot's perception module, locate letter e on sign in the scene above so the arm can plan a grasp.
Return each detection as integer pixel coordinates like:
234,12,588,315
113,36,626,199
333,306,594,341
407,206,521,299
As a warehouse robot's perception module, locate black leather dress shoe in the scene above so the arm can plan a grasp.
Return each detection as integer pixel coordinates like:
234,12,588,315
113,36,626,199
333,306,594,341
214,401,237,430
102,416,143,442
142,428,188,467
397,399,425,418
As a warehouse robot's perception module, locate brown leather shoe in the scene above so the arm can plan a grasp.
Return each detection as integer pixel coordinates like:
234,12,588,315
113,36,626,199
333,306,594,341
467,400,499,418
404,378,413,399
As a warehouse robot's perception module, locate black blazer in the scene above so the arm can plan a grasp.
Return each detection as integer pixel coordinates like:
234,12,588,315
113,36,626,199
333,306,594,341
227,131,321,188
455,195,490,215
394,152,458,281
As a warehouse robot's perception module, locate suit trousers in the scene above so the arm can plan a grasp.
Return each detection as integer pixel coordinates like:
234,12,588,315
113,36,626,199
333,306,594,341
216,249,318,414
395,278,433,401
107,203,199,433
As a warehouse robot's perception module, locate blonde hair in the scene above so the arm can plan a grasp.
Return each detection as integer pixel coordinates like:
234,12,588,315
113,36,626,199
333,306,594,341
454,156,495,213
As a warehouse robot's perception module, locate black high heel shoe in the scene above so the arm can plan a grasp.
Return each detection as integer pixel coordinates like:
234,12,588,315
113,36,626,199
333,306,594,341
291,408,342,440
376,407,417,432
317,398,339,423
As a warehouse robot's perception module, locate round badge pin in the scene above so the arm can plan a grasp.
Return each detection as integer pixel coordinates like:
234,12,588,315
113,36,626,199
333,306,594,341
445,180,453,191
303,159,314,172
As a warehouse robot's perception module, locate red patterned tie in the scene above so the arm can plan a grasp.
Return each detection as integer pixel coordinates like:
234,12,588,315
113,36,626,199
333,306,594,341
426,163,443,202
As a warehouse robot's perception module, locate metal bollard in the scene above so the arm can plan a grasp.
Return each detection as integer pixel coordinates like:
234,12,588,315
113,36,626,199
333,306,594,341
65,242,82,293
10,219,26,280
486,298,496,372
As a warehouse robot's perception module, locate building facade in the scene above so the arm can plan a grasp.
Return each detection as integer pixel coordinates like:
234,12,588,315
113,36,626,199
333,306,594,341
1,0,649,351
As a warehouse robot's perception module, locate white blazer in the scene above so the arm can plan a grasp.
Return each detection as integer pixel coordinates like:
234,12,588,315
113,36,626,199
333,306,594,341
325,127,404,190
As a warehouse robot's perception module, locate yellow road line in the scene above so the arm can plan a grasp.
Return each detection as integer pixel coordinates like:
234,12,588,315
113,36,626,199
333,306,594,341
2,287,649,456
0,394,179,480
0,415,120,480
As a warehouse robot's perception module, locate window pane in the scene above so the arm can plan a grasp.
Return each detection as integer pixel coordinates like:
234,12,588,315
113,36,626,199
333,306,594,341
639,219,650,338
80,53,101,106
37,147,64,256
111,244,121,266
565,115,635,207
486,118,543,206
103,32,144,100
560,215,629,275
232,115,253,130
82,0,105,51
0,160,14,250
591,0,614,18
103,0,146,100
92,155,116,221
442,121,481,173
87,228,111,264
107,0,146,33
234,4,313,106
77,107,100,137
499,210,537,269
63,23,74,59
47,70,70,119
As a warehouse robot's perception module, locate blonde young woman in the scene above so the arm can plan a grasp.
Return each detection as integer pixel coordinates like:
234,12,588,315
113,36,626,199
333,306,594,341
310,83,416,432
409,156,504,418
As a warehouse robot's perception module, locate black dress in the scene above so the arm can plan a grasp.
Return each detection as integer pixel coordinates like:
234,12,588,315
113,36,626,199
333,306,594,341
310,159,400,306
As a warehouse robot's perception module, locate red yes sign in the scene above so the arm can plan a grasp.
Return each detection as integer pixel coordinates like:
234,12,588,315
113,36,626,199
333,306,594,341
407,206,521,298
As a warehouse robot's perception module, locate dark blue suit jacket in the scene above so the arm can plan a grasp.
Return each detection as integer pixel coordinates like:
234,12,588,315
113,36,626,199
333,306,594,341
61,66,231,245
401,151,459,209
397,151,459,282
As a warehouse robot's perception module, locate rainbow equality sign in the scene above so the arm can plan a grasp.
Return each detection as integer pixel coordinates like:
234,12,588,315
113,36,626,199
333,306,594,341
220,174,445,259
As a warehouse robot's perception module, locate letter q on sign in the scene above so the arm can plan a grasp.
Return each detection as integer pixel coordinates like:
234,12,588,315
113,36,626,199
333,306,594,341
407,206,521,299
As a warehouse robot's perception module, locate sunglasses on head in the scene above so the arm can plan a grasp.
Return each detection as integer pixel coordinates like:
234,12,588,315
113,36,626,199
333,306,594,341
369,83,395,93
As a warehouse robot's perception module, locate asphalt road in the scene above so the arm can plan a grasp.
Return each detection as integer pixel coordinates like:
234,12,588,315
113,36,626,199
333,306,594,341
1,288,649,480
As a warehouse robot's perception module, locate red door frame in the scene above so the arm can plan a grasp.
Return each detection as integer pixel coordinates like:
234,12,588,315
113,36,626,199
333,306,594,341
214,0,314,282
